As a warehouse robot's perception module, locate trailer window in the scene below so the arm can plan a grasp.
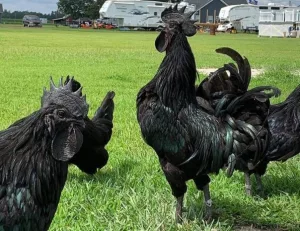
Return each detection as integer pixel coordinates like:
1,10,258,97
155,3,162,6
154,12,157,16
271,7,280,10
259,6,268,9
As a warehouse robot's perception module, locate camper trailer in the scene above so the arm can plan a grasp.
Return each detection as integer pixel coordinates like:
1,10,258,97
217,4,259,32
99,0,196,30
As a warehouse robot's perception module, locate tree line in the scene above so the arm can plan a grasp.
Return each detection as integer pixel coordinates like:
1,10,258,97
1,10,64,20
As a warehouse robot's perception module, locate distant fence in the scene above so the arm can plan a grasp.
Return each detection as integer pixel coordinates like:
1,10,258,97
1,18,52,25
1,18,23,24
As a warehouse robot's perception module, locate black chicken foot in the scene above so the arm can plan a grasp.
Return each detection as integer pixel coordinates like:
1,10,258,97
254,173,265,198
244,172,252,196
226,154,236,177
203,184,213,222
175,195,184,223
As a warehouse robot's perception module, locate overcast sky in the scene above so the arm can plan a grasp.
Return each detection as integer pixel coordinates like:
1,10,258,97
1,0,300,14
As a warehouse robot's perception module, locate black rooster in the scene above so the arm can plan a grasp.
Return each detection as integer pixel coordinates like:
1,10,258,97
267,85,300,162
137,5,278,222
209,56,300,195
196,48,281,196
247,85,300,196
0,78,88,230
65,77,115,174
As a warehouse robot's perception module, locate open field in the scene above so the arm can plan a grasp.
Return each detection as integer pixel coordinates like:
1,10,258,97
0,24,300,230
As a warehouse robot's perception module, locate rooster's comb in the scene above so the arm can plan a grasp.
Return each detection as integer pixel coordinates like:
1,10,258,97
41,77,89,117
161,4,195,24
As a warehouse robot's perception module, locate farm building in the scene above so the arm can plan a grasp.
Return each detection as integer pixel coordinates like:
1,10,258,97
259,5,300,37
187,0,248,23
0,3,3,23
52,15,73,26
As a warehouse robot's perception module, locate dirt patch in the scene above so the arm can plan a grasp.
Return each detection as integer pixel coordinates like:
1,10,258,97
197,68,264,77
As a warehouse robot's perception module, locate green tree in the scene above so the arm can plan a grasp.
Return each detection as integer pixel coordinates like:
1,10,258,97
57,0,90,19
57,0,105,19
85,0,106,19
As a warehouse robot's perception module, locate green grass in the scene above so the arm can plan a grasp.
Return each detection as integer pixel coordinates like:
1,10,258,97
0,24,300,230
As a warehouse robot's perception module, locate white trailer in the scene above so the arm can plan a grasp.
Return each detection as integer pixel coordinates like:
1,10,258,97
217,4,259,32
99,0,196,29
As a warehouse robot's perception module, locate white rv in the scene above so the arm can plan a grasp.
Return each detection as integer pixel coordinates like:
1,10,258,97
217,4,259,32
99,0,196,30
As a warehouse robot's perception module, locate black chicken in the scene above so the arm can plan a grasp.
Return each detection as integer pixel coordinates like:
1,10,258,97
137,5,278,222
209,54,300,195
247,85,300,196
0,78,88,230
196,48,281,196
267,85,300,162
64,77,115,174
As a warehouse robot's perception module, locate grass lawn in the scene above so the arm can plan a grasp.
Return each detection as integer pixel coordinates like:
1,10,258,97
0,24,300,230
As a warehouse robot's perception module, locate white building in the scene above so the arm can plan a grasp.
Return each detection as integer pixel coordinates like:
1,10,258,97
259,4,300,37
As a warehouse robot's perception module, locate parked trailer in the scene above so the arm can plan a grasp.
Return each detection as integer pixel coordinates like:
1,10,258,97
99,0,196,30
217,4,259,32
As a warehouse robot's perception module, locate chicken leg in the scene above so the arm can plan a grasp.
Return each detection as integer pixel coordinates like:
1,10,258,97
255,173,265,198
175,195,184,223
244,172,252,196
203,184,213,221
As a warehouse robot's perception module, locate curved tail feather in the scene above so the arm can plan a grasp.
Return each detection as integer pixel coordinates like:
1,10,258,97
93,91,115,122
196,48,281,175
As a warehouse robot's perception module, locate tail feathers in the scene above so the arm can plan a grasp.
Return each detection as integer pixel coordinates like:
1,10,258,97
224,114,269,169
219,86,280,170
225,86,281,115
211,86,280,117
196,48,252,102
216,47,251,90
93,91,115,122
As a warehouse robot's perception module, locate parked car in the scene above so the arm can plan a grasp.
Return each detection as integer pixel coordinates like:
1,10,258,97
216,21,233,32
22,15,42,27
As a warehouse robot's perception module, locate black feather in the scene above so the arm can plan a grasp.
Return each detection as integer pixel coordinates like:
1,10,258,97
0,78,88,230
136,8,278,218
266,84,300,162
65,78,115,175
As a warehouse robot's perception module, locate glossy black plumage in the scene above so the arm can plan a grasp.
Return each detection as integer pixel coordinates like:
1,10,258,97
0,78,88,230
196,48,280,173
65,77,115,174
199,49,282,195
266,85,300,161
136,5,278,221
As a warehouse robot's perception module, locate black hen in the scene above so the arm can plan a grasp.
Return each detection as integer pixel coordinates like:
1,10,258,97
244,84,300,195
266,85,300,161
137,5,278,222
0,78,88,230
196,48,281,196
64,77,115,174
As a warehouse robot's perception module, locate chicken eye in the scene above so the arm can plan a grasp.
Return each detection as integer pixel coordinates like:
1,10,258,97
57,110,66,118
